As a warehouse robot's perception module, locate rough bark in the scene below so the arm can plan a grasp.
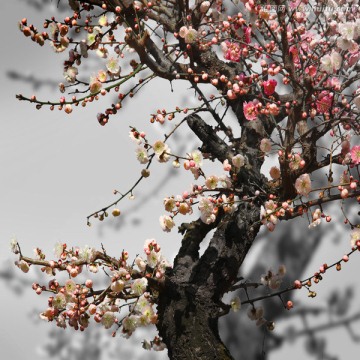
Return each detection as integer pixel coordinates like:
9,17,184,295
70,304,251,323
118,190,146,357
157,199,262,359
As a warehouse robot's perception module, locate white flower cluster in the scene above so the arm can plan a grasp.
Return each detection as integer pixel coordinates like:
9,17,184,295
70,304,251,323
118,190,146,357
260,200,284,232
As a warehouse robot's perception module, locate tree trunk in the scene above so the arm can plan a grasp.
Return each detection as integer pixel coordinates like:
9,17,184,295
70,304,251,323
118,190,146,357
157,280,234,360
157,200,261,359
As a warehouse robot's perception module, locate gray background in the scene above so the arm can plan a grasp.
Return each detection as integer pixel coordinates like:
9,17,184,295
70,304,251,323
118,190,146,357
1,1,360,359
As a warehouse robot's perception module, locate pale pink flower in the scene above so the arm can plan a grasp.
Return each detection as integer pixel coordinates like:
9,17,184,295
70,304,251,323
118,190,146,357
136,147,149,164
16,260,30,273
350,228,360,247
190,150,203,168
135,256,146,272
320,54,333,73
223,159,231,171
89,76,102,94
321,52,342,74
63,66,78,83
338,22,356,41
199,197,214,215
331,52,342,71
295,173,311,196
260,138,271,153
123,315,139,333
53,293,67,309
184,28,198,44
350,145,360,165
164,197,176,212
179,26,188,38
201,213,216,224
230,296,241,312
101,311,116,329
232,154,245,169
106,57,120,75
111,279,125,293
178,202,191,215
131,278,148,296
200,1,211,13
97,70,107,83
337,38,355,51
98,14,108,27
10,238,18,254
65,279,76,294
205,175,218,190
153,140,166,155
219,175,232,188
146,250,160,268
348,53,360,67
159,215,175,232
289,153,303,171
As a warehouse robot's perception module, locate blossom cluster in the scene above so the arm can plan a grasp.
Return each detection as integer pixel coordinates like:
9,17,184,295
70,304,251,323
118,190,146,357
11,238,169,346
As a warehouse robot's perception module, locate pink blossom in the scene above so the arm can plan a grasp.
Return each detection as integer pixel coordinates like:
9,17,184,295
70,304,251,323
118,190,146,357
221,40,242,62
316,91,333,114
350,145,360,165
223,159,231,171
289,45,300,63
89,76,102,94
243,100,259,121
268,103,280,116
260,138,271,153
262,79,277,96
305,65,317,77
179,26,188,38
200,1,210,13
244,26,251,44
295,173,311,197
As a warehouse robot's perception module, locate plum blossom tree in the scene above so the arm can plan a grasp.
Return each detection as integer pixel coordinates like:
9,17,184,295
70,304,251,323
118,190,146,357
11,0,360,359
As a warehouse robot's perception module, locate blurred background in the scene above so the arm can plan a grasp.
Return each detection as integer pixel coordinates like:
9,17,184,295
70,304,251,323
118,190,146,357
1,1,360,360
